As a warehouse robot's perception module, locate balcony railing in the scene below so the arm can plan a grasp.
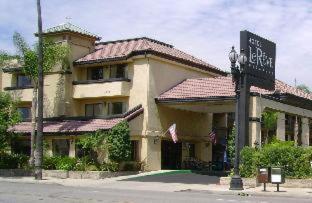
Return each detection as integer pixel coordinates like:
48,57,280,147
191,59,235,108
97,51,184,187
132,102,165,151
72,78,131,99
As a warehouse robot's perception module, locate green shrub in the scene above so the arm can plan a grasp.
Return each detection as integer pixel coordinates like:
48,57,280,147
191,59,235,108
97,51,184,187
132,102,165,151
239,140,312,178
43,156,59,170
240,147,259,177
55,157,77,171
105,162,119,172
43,156,77,171
0,153,29,169
107,121,131,163
85,164,99,171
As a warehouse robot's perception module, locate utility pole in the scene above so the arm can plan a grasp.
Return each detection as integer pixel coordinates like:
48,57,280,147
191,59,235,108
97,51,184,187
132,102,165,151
34,0,44,180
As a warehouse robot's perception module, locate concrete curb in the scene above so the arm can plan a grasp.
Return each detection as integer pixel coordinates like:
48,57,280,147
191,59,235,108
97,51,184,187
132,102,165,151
220,177,312,188
182,188,312,199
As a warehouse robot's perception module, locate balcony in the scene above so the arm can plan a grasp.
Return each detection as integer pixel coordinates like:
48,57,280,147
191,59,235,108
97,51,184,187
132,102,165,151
72,78,131,99
4,86,34,102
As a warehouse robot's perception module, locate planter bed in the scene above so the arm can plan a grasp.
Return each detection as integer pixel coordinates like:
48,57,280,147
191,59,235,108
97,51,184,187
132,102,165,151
0,169,33,177
0,169,140,179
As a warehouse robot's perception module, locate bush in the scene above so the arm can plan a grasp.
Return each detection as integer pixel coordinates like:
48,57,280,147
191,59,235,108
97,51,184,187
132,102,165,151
104,162,119,172
107,121,131,163
240,140,312,178
43,156,58,170
0,153,28,169
240,147,259,177
43,156,77,171
55,157,77,171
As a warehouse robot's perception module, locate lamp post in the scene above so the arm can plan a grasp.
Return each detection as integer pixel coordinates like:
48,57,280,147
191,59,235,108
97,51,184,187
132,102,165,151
229,46,248,190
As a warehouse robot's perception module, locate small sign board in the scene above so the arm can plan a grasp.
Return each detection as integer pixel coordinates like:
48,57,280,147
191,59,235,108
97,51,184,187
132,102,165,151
240,30,276,90
257,167,271,183
271,167,284,184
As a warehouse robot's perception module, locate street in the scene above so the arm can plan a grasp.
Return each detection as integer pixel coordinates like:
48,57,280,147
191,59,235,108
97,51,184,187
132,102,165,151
0,181,311,203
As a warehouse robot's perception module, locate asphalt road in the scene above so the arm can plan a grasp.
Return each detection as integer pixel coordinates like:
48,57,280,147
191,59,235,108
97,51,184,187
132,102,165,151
0,181,311,203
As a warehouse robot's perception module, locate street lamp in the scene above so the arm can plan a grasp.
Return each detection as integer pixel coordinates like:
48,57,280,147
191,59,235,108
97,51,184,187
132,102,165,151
229,46,247,190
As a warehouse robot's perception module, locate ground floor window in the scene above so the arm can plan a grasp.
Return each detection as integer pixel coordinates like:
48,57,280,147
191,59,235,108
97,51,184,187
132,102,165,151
309,119,312,146
11,139,30,155
188,143,195,158
130,140,139,161
17,107,31,121
52,139,69,156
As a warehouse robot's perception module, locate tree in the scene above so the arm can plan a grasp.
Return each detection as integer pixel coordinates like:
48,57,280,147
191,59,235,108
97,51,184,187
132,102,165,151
297,84,311,94
0,51,19,67
0,92,20,152
262,111,278,144
12,33,69,168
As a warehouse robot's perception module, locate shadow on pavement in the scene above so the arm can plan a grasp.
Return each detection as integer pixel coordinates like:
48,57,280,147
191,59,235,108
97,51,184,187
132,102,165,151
120,172,221,185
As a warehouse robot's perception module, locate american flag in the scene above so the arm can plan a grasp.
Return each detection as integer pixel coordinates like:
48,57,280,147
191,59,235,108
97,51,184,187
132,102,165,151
209,130,217,145
168,123,178,143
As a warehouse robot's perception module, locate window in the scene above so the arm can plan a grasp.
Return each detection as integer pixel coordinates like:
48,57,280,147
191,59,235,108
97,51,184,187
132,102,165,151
285,114,295,141
17,75,32,87
11,139,30,156
108,102,124,115
18,107,31,120
130,140,139,161
85,103,103,117
188,143,195,158
87,67,103,80
309,119,312,146
110,64,126,79
52,139,69,156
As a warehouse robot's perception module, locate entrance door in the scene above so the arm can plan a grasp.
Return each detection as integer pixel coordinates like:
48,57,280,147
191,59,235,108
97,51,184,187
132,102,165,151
161,140,182,169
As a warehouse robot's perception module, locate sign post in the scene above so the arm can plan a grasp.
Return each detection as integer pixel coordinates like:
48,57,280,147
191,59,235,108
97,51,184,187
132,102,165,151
229,31,276,190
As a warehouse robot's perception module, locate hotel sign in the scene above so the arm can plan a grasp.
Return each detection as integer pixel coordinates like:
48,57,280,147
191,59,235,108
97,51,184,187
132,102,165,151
240,30,276,90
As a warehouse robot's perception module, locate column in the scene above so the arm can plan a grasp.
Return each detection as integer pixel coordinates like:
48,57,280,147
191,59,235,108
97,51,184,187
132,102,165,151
69,138,76,158
249,97,262,147
301,117,310,147
276,112,285,141
45,139,53,157
140,135,161,171
294,116,299,145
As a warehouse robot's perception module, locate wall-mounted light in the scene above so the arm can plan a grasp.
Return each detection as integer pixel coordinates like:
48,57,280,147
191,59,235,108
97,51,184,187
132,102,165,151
153,135,160,144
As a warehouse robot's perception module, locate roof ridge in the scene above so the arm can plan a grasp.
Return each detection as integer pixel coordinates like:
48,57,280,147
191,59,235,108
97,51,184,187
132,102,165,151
43,22,100,40
96,37,173,48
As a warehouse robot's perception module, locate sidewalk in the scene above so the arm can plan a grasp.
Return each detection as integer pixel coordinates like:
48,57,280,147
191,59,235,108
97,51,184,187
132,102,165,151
0,171,311,198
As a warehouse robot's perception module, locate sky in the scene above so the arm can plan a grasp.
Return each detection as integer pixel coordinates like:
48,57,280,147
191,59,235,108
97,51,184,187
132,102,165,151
0,0,311,88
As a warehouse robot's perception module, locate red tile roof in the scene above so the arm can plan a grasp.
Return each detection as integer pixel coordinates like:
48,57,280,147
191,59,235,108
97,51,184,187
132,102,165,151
9,105,143,134
157,76,312,101
74,37,225,75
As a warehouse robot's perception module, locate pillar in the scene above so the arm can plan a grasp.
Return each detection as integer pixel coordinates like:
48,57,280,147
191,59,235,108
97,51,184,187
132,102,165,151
249,97,262,147
140,135,161,171
69,138,76,158
45,139,53,157
301,117,310,147
276,112,285,141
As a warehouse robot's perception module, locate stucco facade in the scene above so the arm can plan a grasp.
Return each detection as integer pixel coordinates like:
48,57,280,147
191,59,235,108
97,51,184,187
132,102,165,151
1,23,312,171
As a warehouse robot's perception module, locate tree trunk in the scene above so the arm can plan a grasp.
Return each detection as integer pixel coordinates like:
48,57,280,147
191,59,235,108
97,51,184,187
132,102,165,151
34,0,44,180
29,85,38,167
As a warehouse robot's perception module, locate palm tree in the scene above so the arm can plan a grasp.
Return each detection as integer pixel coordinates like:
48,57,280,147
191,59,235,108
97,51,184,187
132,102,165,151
34,0,44,180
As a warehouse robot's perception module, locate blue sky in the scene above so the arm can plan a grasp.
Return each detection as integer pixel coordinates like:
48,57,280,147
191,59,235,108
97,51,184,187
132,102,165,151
1,0,311,88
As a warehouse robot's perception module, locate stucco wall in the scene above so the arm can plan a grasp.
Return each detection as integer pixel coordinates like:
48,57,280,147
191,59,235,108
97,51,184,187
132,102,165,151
147,57,215,133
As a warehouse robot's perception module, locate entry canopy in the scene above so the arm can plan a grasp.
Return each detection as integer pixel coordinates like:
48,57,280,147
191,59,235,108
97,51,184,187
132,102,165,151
240,30,276,91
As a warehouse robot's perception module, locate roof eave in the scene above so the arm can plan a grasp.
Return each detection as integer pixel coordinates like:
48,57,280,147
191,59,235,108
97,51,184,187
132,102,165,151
74,50,227,76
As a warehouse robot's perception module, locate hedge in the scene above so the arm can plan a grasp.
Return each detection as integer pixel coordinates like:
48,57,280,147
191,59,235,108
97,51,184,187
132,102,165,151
240,140,312,178
0,153,29,169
